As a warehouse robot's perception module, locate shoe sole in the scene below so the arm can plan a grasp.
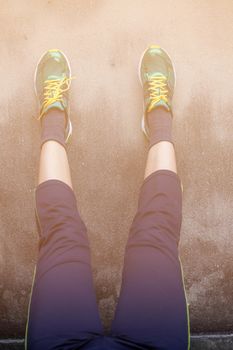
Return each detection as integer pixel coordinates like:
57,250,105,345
34,49,73,143
138,45,176,138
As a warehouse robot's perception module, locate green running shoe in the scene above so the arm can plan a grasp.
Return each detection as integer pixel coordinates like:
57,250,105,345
34,49,73,143
139,45,176,138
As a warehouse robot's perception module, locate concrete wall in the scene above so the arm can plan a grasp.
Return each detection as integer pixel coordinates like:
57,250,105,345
0,0,232,339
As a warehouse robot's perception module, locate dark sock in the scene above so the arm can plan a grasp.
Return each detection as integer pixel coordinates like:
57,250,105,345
147,107,173,149
41,109,66,148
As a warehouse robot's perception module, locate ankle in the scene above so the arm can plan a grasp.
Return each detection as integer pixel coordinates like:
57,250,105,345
43,108,66,124
41,108,66,148
147,107,173,149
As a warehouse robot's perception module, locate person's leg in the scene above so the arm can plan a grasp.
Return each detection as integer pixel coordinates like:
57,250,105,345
25,50,103,350
144,140,177,178
38,140,73,188
110,46,190,350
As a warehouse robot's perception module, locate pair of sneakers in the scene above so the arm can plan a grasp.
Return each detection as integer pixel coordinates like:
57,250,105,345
35,45,175,143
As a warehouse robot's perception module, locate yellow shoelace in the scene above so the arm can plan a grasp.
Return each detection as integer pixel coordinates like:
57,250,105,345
147,74,168,112
39,76,74,119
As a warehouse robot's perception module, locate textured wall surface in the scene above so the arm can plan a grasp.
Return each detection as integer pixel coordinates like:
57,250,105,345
0,0,232,339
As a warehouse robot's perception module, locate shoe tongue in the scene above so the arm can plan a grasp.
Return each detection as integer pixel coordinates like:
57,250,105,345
147,99,170,113
44,101,65,114
152,99,170,111
157,100,170,111
44,75,67,113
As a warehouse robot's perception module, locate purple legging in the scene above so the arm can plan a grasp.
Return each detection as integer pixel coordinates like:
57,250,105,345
26,169,190,350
